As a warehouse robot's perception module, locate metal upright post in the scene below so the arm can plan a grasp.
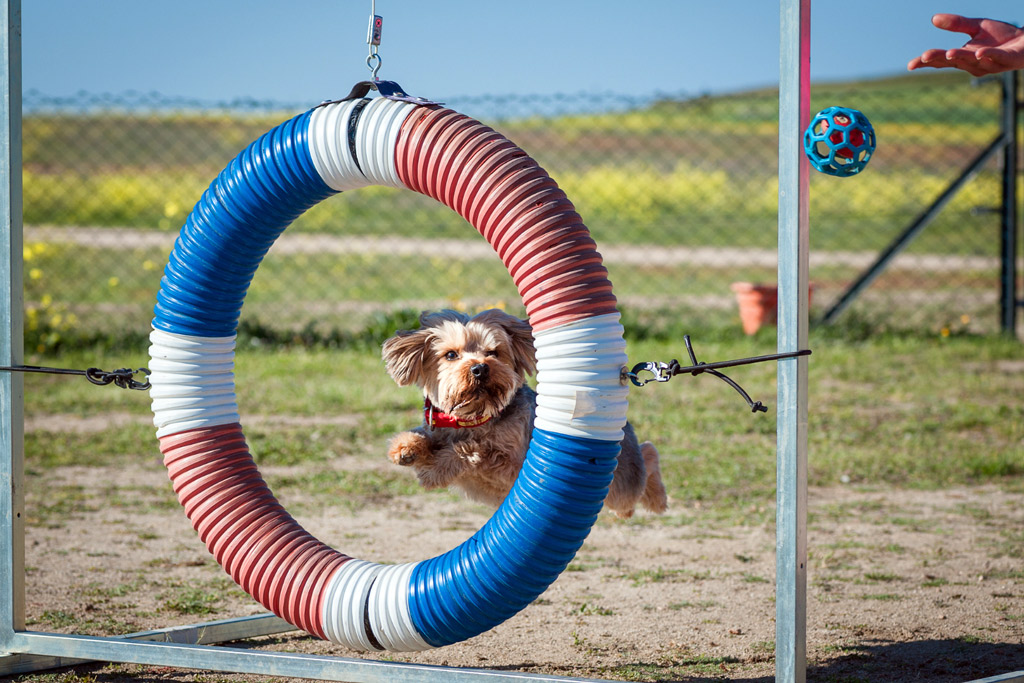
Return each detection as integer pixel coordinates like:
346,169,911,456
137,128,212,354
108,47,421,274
776,0,810,682
0,0,25,652
1000,69,1019,336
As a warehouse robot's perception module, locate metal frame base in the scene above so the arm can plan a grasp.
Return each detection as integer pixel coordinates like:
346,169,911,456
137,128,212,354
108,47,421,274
0,626,607,683
0,613,293,677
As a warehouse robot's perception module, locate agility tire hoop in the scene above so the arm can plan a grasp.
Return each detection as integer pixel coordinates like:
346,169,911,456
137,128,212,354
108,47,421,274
149,97,629,651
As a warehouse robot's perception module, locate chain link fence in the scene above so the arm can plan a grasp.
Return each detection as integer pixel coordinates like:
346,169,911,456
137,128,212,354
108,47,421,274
20,71,1021,351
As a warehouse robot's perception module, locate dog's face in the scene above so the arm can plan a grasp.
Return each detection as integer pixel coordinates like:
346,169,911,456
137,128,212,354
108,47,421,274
382,309,537,420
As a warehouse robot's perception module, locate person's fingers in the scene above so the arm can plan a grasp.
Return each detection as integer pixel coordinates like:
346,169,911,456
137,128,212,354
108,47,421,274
907,58,959,71
944,48,979,62
975,47,1024,70
913,15,1024,75
943,52,995,76
968,60,1004,76
931,13,983,38
908,59,953,70
974,47,1009,64
917,48,954,66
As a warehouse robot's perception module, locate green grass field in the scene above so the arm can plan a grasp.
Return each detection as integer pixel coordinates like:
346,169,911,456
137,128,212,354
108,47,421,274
21,329,1023,518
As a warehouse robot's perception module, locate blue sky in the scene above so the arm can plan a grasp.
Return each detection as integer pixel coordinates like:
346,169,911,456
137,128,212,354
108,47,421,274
21,1,1024,104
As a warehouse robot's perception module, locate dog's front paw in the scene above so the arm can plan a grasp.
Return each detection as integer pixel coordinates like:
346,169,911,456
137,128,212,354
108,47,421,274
388,432,431,466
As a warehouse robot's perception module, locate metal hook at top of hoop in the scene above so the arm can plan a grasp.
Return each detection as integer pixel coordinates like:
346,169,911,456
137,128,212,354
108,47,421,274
316,2,440,107
366,53,383,81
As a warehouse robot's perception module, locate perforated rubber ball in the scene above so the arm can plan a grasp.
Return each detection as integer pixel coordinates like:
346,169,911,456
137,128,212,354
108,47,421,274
803,106,876,177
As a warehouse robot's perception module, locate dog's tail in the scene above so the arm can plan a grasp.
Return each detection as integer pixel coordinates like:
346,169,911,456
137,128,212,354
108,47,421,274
640,441,668,514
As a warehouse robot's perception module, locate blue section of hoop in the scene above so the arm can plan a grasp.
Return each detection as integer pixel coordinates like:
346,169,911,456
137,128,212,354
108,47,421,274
152,109,337,337
408,427,618,647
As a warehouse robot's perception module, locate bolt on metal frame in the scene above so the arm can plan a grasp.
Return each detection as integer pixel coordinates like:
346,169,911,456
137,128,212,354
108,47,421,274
0,0,818,681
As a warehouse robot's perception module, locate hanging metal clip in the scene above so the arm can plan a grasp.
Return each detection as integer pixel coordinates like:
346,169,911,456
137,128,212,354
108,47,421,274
624,361,676,387
319,1,441,108
625,335,811,414
85,367,152,391
1,364,151,391
366,7,384,81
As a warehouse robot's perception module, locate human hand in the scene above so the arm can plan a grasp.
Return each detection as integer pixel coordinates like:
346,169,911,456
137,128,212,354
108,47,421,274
908,14,1024,76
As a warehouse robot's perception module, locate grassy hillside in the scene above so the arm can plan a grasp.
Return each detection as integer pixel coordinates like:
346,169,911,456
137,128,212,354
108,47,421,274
22,70,1005,251
20,71,1013,347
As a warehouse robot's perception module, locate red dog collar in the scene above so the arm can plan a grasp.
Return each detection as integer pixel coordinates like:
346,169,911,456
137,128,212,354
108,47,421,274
424,398,492,429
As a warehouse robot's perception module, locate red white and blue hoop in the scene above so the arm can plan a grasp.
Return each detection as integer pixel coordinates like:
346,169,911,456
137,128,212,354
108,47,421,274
149,95,629,651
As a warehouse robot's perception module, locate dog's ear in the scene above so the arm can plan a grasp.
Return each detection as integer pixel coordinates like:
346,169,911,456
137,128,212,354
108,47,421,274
419,309,469,327
382,327,431,387
383,311,466,386
472,309,537,378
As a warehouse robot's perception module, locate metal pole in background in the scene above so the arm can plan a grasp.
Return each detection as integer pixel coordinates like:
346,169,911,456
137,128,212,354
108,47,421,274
1000,69,1019,336
777,0,810,681
0,0,25,650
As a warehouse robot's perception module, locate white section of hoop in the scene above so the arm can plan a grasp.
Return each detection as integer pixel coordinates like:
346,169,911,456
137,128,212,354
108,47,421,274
321,559,429,651
367,563,432,651
307,97,417,192
149,328,240,437
308,100,368,192
353,98,417,188
149,378,235,399
531,313,628,441
321,559,384,651
148,329,236,349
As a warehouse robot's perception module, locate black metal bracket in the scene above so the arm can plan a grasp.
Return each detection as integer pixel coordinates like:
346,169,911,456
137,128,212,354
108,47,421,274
319,80,442,109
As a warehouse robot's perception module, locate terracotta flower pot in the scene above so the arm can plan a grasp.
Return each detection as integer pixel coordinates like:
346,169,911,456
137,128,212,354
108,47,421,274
731,282,778,335
730,282,813,335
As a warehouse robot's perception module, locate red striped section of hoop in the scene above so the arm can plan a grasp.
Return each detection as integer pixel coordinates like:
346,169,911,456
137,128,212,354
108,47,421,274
393,106,618,333
159,423,349,638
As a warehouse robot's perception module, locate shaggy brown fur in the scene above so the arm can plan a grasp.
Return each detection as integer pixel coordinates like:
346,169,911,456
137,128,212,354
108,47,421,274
382,309,667,518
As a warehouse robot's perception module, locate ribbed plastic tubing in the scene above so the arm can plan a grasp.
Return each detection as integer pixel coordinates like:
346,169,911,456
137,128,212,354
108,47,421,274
149,97,630,650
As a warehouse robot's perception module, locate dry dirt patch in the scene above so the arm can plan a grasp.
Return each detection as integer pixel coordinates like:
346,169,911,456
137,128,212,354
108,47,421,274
12,458,1024,683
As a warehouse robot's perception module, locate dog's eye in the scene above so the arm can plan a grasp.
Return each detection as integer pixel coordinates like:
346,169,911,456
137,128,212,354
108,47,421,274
484,350,499,358
444,350,459,361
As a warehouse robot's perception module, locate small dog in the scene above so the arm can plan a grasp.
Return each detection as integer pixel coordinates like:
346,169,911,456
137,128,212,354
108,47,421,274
382,309,667,518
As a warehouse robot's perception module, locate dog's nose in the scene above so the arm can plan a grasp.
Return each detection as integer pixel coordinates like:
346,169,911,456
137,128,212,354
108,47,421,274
470,363,489,380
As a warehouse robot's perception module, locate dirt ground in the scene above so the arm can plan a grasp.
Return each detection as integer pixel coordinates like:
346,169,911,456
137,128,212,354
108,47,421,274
6,448,1024,682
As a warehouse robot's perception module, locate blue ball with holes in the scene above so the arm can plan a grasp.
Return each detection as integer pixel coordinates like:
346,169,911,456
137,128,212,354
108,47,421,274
803,106,876,177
